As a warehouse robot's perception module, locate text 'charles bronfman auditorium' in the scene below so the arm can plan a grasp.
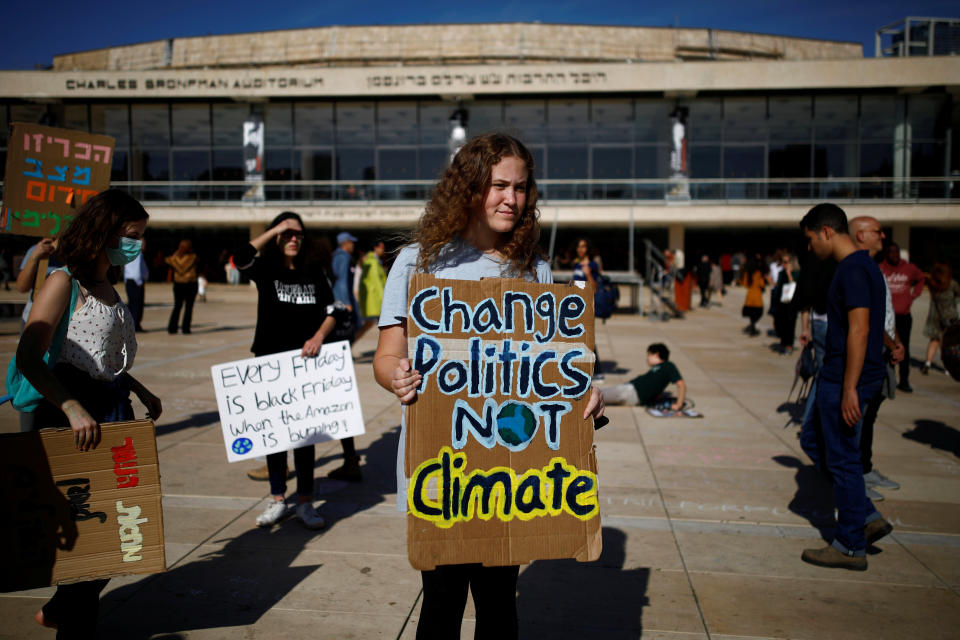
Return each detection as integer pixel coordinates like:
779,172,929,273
0,21,957,258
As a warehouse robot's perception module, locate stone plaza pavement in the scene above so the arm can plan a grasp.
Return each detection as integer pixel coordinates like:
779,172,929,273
1,281,958,639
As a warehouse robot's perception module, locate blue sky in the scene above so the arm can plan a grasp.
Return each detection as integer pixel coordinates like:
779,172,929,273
2,0,956,69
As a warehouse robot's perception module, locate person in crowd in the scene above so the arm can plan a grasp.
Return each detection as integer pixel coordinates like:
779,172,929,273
742,255,765,336
921,262,960,375
16,238,59,332
234,211,341,529
373,133,604,639
879,242,924,392
731,250,745,286
572,237,605,379
696,254,712,308
354,238,387,342
165,239,199,334
17,189,162,636
849,216,904,500
798,203,892,571
797,251,836,426
767,249,785,327
599,343,686,410
124,245,149,332
720,251,733,286
329,230,363,481
710,259,724,305
773,252,800,355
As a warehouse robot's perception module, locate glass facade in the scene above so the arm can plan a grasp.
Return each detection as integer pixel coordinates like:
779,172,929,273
0,93,954,201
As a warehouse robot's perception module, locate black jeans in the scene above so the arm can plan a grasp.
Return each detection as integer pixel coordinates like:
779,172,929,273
895,313,913,385
267,445,315,497
860,391,885,475
168,281,198,333
417,564,519,640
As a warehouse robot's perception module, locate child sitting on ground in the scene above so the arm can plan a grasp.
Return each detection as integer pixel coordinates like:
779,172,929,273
600,343,687,409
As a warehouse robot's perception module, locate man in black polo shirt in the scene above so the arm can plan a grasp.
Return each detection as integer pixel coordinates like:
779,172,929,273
798,204,893,571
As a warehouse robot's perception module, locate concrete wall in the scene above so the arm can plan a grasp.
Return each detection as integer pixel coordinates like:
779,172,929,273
50,24,863,71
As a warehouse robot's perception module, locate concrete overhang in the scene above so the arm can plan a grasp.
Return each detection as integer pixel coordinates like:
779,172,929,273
1,57,956,100
138,202,959,229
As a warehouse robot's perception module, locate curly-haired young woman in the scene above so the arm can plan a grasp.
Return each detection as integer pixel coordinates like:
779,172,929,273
373,133,604,639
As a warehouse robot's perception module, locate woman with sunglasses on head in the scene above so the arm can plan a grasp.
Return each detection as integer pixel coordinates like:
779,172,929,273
234,211,341,530
17,188,163,637
373,133,605,639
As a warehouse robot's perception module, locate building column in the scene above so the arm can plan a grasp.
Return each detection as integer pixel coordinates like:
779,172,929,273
892,222,911,262
668,224,686,269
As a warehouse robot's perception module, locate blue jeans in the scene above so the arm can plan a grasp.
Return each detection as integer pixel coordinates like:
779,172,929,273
801,319,827,426
800,377,883,555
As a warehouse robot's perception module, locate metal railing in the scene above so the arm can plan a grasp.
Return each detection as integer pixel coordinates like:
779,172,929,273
3,177,949,206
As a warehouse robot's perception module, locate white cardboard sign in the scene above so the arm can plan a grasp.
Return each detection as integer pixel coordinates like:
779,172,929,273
210,341,365,462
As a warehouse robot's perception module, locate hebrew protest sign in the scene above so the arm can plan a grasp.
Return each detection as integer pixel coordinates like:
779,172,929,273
0,420,165,591
2,123,115,237
211,341,365,462
405,274,602,570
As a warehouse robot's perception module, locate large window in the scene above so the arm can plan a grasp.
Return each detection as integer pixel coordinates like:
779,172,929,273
8,90,948,203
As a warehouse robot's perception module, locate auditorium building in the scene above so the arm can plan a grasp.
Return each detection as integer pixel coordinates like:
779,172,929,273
0,21,957,271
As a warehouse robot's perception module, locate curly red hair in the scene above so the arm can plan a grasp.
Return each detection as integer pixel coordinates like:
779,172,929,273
413,133,542,275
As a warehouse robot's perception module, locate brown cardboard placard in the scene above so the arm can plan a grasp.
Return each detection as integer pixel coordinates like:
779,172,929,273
405,274,602,570
0,420,165,591
2,123,115,238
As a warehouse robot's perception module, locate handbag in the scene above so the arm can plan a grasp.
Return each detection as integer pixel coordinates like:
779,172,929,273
780,281,797,304
5,269,79,412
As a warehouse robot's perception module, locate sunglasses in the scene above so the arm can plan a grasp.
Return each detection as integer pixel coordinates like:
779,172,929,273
280,230,304,241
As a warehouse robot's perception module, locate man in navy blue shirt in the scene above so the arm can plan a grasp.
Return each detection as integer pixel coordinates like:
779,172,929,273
798,204,892,571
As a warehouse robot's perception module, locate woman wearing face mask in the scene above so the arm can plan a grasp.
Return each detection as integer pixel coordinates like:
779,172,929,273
374,134,605,639
16,188,162,637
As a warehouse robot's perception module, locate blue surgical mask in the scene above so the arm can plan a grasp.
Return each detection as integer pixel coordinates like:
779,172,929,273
107,237,142,266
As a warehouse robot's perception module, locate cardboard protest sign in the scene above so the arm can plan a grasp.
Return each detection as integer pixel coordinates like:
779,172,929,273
0,420,165,591
211,341,366,462
2,123,115,237
405,274,602,570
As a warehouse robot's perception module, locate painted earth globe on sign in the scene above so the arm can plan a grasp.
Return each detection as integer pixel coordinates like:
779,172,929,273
232,437,253,455
497,402,537,447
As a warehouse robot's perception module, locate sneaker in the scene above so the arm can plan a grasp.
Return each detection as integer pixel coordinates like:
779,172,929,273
896,382,913,393
921,362,930,375
296,502,326,530
801,545,867,571
864,469,900,490
328,455,362,482
255,500,288,527
865,517,893,545
866,486,884,502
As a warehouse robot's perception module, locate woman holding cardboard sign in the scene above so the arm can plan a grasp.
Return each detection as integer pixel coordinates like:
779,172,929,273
15,188,163,637
234,211,343,530
374,133,605,639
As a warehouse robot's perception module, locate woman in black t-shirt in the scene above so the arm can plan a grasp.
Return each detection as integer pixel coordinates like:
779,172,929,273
234,211,338,529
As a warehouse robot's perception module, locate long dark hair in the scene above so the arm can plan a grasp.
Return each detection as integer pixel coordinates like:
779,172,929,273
261,211,310,270
56,189,148,283
414,133,542,275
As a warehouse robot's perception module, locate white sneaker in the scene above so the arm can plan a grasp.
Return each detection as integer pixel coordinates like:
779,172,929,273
256,500,288,527
296,502,326,530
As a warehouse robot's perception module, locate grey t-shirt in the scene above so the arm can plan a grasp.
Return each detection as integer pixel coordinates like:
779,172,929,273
379,239,553,509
